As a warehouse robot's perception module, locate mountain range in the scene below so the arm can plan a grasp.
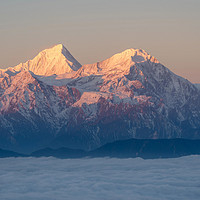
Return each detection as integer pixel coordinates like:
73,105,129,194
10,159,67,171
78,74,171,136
0,44,200,153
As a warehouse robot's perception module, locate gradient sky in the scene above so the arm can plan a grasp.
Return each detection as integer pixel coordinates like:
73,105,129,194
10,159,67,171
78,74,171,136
0,0,199,82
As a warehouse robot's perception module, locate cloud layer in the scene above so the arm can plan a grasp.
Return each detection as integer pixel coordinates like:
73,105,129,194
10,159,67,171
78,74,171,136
0,156,200,200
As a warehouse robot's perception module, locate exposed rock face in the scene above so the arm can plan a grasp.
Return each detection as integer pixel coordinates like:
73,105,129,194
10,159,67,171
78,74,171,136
0,45,200,152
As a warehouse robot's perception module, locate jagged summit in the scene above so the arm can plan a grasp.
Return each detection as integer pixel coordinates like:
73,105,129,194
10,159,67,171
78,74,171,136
108,48,159,64
42,44,76,62
4,44,82,76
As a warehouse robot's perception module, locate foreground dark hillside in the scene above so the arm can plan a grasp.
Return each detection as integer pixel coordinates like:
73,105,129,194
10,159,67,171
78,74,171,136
30,139,200,159
89,138,200,159
1,139,200,159
0,148,25,158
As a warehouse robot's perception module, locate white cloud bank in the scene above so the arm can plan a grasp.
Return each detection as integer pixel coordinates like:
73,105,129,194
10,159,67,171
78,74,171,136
0,156,200,200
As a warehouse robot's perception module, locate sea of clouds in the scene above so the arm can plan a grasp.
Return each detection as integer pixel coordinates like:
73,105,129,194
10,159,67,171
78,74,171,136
0,156,200,200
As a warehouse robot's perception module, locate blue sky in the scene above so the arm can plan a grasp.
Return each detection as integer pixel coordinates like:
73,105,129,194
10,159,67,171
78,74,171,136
0,0,199,82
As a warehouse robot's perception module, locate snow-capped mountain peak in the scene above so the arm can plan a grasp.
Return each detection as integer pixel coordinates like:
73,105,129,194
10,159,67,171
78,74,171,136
73,48,159,78
6,44,82,76
109,48,159,63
